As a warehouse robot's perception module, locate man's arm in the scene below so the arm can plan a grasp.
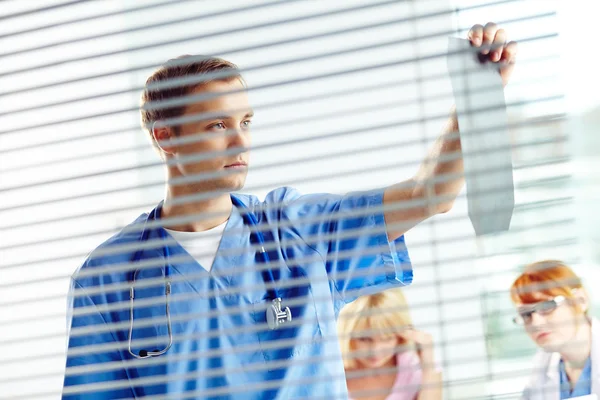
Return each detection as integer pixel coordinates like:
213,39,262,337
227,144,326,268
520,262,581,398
383,22,518,241
383,112,462,241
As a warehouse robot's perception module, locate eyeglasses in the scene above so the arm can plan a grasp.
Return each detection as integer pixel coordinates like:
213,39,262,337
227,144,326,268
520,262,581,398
512,296,566,325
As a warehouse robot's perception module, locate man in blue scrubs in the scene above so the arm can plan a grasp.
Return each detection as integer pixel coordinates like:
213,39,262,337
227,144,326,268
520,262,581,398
63,23,517,399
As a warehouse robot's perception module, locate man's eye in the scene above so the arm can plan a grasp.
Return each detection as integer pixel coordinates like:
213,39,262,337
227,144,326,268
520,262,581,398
242,120,252,128
210,122,226,129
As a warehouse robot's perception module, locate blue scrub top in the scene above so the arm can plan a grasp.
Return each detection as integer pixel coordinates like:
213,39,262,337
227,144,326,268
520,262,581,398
62,187,412,399
559,357,592,399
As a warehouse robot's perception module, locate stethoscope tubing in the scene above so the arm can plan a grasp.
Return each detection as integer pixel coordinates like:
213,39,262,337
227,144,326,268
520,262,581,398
127,196,283,358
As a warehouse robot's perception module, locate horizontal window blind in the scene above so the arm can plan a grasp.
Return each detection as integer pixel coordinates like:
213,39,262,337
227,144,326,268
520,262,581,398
0,1,598,399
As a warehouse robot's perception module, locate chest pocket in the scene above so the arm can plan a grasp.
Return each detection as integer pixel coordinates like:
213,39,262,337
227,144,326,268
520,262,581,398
251,265,323,371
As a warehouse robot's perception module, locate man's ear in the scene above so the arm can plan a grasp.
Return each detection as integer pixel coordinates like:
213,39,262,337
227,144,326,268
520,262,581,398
152,121,177,155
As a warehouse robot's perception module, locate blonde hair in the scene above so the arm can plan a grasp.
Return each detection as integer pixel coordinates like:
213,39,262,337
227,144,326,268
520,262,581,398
337,288,413,370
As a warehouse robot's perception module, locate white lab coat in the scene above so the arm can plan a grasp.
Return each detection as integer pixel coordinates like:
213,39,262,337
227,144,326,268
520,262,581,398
522,317,600,400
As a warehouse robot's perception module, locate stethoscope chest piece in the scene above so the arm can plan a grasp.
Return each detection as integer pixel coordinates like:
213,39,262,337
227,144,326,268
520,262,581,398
266,298,292,330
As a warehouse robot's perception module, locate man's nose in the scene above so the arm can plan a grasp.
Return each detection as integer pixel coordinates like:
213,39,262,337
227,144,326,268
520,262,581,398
228,127,249,149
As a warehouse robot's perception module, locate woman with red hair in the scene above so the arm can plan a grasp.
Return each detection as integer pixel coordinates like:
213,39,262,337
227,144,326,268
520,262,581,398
510,260,599,399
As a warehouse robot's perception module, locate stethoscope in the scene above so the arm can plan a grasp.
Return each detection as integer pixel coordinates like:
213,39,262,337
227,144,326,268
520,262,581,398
127,196,291,359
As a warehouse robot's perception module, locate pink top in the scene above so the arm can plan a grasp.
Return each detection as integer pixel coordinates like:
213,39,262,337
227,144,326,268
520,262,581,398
348,351,423,400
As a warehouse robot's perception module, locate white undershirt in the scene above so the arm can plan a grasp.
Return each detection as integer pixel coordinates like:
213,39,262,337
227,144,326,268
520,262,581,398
164,221,227,272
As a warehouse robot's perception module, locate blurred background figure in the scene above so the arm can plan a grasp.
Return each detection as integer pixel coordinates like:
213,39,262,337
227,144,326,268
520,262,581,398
511,260,599,399
337,288,442,400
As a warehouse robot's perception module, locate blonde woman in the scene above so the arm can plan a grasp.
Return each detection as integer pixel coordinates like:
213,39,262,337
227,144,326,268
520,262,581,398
338,288,443,400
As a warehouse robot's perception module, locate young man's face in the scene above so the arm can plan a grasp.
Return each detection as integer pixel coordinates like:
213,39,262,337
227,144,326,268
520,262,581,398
168,78,253,193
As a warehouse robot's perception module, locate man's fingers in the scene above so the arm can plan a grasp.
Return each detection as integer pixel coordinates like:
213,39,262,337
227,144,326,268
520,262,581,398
491,28,506,62
468,24,484,46
481,22,498,54
501,40,518,63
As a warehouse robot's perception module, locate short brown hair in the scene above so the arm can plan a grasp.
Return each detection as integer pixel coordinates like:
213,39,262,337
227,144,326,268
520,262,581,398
140,55,244,136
